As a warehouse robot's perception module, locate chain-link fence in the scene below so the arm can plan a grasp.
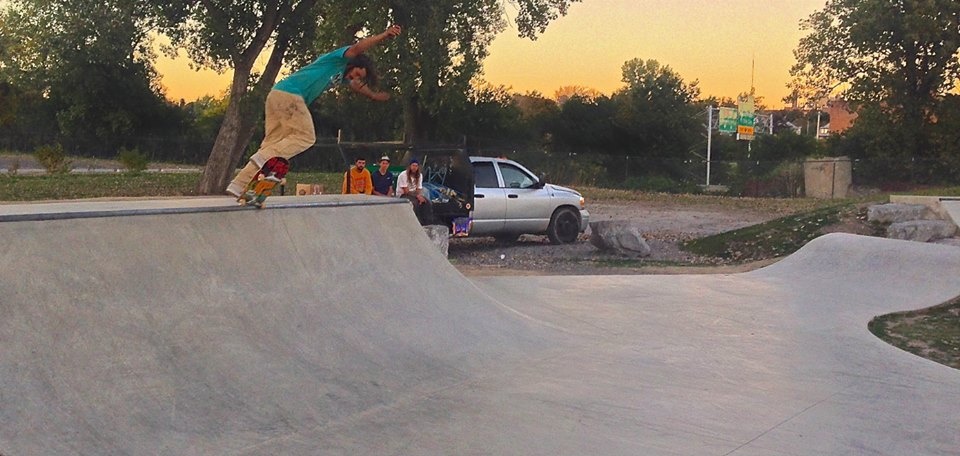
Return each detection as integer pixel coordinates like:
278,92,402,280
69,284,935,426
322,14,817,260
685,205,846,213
2,129,957,196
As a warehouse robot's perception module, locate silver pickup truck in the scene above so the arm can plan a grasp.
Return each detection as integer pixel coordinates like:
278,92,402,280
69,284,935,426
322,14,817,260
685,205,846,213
468,156,589,244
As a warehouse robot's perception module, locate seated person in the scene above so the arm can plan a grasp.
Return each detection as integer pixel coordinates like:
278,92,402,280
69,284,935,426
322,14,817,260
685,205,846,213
371,155,395,196
341,157,373,194
397,159,433,225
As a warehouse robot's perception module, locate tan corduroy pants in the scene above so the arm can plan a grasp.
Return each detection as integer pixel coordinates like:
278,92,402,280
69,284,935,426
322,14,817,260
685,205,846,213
226,90,316,197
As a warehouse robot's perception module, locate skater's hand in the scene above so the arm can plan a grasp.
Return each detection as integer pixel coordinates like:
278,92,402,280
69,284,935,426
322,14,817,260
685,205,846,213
383,25,401,39
348,79,391,102
346,25,401,58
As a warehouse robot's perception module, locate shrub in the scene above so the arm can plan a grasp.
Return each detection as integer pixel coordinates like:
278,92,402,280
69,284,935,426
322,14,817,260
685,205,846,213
117,147,149,174
34,144,71,174
767,161,804,197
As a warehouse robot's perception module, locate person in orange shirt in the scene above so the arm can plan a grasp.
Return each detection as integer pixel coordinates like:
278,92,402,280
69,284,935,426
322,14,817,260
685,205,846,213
342,157,373,194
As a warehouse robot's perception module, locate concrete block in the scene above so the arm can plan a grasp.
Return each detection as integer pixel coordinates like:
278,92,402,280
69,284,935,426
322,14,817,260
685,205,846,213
804,157,852,199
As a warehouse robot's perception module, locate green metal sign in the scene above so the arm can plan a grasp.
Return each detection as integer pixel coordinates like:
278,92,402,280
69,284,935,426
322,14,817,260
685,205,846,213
718,107,738,134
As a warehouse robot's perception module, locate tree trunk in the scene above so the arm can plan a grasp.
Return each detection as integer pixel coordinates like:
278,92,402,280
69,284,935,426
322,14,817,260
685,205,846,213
194,0,310,195
403,94,422,144
196,67,260,194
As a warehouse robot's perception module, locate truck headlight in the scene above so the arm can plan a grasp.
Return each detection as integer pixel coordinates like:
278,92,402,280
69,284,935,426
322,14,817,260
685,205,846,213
579,197,585,209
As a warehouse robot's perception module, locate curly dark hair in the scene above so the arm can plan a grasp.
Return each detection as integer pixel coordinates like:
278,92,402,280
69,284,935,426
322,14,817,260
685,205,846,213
345,54,378,88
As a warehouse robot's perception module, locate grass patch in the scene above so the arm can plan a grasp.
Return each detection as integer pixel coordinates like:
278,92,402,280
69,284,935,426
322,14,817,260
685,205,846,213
869,296,960,370
681,203,880,262
890,187,960,197
0,173,203,201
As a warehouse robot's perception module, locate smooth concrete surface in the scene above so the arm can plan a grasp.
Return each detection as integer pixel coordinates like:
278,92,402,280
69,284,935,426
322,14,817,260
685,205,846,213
1,196,959,455
941,198,960,227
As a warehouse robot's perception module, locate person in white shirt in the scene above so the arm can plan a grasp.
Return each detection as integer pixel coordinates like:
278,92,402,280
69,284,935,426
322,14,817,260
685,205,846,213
397,159,433,225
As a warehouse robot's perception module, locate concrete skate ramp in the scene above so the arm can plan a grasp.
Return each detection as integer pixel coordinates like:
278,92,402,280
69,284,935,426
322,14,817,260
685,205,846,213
0,196,548,455
472,234,960,455
2,198,960,455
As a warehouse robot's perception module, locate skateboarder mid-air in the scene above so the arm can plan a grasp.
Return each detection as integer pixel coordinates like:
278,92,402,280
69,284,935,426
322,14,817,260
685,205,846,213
227,24,402,202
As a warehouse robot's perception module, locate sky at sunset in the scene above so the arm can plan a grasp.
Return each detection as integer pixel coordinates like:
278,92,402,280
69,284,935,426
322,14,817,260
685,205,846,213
156,0,828,107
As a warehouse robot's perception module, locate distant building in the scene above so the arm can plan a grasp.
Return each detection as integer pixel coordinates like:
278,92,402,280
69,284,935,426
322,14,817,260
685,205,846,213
784,121,803,135
826,99,857,134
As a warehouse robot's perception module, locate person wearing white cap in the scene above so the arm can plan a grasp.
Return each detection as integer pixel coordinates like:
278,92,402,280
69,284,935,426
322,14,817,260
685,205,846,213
371,155,395,197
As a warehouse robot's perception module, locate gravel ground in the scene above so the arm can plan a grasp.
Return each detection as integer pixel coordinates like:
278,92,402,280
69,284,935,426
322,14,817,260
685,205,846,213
450,199,796,276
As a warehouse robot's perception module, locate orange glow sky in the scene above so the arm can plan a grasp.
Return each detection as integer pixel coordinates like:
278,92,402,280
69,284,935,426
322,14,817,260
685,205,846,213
156,0,827,107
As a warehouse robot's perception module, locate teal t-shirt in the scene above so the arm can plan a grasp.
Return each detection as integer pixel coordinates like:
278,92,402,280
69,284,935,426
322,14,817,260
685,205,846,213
273,46,350,104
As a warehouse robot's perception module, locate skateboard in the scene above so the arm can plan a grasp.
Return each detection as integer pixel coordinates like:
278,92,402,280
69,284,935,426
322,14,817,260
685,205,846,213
238,157,289,208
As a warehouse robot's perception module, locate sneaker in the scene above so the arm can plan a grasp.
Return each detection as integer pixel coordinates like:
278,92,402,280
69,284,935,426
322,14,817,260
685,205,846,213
226,182,245,198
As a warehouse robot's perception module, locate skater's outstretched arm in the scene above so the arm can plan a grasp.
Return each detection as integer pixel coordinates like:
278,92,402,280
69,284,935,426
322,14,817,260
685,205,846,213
347,79,390,101
345,25,401,59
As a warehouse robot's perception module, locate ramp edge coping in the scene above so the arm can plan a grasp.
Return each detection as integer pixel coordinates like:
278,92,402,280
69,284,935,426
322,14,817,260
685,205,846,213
0,198,408,223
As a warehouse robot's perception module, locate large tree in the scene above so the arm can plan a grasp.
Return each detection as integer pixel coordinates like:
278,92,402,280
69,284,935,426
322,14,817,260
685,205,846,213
551,94,618,155
157,0,324,193
789,0,960,155
306,1,579,144
611,58,700,160
0,0,180,154
166,0,579,193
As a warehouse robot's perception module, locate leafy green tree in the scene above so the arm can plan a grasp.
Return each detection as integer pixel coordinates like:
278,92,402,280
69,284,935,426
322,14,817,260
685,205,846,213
513,91,560,147
611,58,700,161
161,0,578,192
308,1,504,145
0,82,15,127
311,1,579,145
550,94,619,155
437,82,526,145
0,0,182,156
790,0,960,157
311,88,404,141
157,0,323,193
750,131,819,166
